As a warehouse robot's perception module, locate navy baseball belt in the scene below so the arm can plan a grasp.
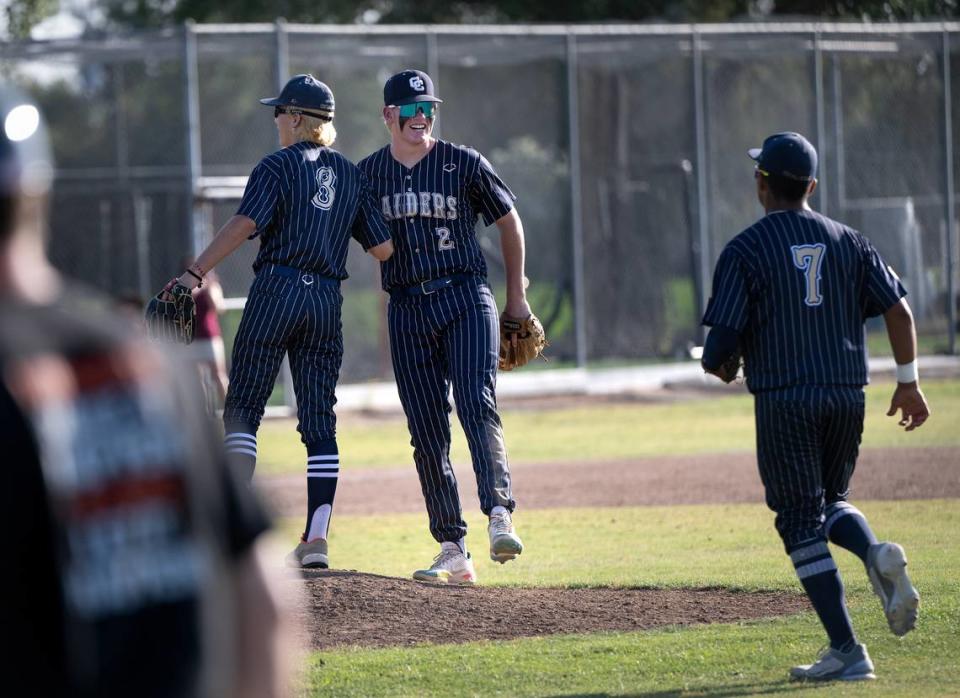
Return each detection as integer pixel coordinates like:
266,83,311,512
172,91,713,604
390,273,474,297
259,264,339,287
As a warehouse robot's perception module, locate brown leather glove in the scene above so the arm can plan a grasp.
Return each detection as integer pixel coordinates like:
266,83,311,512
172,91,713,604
498,312,547,371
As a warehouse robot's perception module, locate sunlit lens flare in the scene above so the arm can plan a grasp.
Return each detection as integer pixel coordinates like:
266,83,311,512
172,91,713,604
4,104,41,142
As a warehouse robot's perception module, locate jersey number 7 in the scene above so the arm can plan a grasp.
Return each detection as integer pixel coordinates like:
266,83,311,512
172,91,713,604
791,243,826,307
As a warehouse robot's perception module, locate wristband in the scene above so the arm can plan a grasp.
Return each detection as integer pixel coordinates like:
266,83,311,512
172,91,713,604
895,359,918,383
185,268,204,287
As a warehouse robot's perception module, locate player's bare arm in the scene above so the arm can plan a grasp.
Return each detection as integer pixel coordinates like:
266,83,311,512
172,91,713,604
177,215,257,290
367,239,394,261
496,208,531,319
883,298,930,431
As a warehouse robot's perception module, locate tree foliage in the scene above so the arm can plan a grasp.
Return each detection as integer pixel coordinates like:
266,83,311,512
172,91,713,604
5,0,59,38
6,0,960,37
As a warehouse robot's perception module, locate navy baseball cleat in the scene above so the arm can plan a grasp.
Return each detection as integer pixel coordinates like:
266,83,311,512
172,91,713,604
867,542,920,636
488,510,523,563
790,644,876,682
286,537,329,569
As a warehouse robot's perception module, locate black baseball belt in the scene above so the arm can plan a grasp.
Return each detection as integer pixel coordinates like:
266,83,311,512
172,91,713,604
389,273,474,297
259,264,339,287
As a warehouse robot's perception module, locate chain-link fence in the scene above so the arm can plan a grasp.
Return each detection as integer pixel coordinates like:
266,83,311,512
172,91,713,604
2,21,958,388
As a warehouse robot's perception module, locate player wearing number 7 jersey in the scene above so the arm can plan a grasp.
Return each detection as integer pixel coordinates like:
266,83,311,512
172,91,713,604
701,132,930,682
168,75,393,569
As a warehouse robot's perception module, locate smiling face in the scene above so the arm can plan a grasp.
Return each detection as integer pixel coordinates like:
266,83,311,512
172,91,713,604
384,103,436,149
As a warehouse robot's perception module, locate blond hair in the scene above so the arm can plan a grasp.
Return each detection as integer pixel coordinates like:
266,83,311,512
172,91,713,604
293,114,337,147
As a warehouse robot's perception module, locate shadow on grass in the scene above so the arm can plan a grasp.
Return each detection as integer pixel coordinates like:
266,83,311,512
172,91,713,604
545,682,818,698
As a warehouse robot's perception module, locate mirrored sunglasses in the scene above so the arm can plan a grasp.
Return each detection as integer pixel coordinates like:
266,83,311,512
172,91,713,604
397,102,437,119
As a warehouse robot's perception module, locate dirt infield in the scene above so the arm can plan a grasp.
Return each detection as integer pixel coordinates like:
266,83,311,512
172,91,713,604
282,571,808,651
258,446,960,517
270,445,957,652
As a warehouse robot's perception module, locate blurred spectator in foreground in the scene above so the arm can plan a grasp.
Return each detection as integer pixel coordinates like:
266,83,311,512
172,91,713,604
0,84,287,697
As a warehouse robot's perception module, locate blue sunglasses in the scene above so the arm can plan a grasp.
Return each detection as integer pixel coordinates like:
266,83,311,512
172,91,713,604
397,101,437,118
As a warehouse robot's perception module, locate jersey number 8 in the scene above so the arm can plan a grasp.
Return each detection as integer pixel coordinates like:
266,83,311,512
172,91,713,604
311,167,336,211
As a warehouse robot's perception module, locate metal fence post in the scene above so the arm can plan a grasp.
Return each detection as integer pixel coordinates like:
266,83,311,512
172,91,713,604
427,30,440,139
275,19,289,89
693,28,711,337
275,19,297,411
566,31,587,368
833,59,847,210
183,21,202,257
944,29,957,354
814,30,828,217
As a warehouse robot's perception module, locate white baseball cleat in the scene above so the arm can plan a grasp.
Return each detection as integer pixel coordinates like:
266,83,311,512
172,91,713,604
488,510,523,564
867,541,920,637
413,544,477,585
790,644,876,682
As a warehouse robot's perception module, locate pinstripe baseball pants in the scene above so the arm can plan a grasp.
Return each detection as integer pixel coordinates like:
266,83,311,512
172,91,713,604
755,386,866,550
388,277,516,544
224,266,343,445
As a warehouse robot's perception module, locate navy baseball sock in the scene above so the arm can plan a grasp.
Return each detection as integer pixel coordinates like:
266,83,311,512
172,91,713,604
789,539,856,650
223,422,258,481
305,438,339,541
824,501,878,562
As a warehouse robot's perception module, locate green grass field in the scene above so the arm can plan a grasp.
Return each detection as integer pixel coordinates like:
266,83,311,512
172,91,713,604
256,378,960,475
288,501,959,697
275,377,959,697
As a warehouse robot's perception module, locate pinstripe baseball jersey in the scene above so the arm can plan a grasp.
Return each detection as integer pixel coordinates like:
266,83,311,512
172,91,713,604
702,209,906,392
237,142,391,277
357,140,515,290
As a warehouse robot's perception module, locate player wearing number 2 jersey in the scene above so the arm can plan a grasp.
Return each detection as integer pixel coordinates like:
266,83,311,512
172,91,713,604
358,69,529,585
701,132,930,682
170,75,393,569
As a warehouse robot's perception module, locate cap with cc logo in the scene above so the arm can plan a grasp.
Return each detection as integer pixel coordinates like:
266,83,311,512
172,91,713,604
383,69,443,106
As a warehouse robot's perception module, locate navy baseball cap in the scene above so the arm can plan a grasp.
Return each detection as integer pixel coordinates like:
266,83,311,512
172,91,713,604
383,70,442,106
1,84,53,197
748,132,818,182
260,74,335,118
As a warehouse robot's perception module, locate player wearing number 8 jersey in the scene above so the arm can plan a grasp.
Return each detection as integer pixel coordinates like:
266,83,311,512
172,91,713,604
701,132,930,682
168,75,393,569
358,69,528,585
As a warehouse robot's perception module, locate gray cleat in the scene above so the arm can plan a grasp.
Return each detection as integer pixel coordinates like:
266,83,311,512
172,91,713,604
488,510,523,564
867,541,920,637
790,644,876,682
286,537,329,569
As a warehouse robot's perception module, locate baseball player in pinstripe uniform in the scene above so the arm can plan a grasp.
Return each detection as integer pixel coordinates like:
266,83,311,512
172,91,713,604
701,132,930,681
168,75,394,569
358,69,528,585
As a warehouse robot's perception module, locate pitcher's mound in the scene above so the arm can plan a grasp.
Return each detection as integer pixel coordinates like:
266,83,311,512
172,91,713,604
282,570,808,650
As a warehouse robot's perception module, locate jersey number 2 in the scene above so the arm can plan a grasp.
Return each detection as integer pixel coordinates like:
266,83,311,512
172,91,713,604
435,227,455,251
311,167,336,210
791,243,826,306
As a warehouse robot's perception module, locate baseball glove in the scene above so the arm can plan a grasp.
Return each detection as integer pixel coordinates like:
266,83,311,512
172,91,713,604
498,312,547,371
144,279,196,345
706,347,743,384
